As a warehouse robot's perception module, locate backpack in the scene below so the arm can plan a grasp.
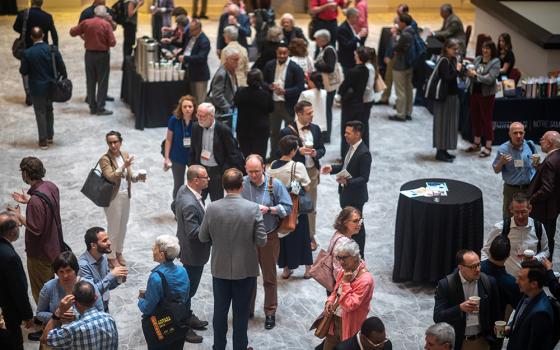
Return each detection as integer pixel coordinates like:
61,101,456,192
424,57,449,101
111,0,127,26
405,29,426,67
501,217,543,253
446,272,492,304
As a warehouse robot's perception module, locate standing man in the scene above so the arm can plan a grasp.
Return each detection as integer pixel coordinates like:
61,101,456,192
179,19,210,106
337,8,367,75
19,27,67,150
13,0,58,106
0,212,34,350
79,0,116,26
506,260,555,350
263,43,305,160
492,122,538,217
280,100,326,251
8,157,63,303
389,14,415,122
189,103,242,201
434,250,501,350
70,5,116,116
529,130,560,258
209,49,239,119
199,168,267,350
424,323,455,350
123,0,144,57
192,0,208,19
175,165,211,343
220,25,249,87
216,4,251,57
321,121,371,257
309,0,350,48
432,4,466,55
242,154,292,330
78,226,128,312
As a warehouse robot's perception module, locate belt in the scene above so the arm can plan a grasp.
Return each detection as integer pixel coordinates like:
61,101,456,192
504,183,530,189
464,333,483,341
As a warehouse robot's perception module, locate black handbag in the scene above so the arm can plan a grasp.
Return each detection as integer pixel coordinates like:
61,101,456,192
12,9,29,60
298,190,314,214
141,271,188,348
424,57,449,101
81,161,115,207
49,46,73,102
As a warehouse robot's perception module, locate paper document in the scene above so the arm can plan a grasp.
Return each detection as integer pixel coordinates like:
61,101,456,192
335,169,352,179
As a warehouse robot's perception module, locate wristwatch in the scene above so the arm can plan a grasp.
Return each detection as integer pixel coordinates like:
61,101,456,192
267,207,272,214
51,312,61,321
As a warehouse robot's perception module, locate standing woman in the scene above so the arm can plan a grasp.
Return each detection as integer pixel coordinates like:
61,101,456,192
465,40,500,158
124,0,145,57
100,131,145,267
298,71,327,133
313,29,338,143
164,95,195,207
289,38,314,76
268,135,313,279
433,39,462,163
362,47,377,127
498,33,515,78
151,0,174,42
234,69,273,159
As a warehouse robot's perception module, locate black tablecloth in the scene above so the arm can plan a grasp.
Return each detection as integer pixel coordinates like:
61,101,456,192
121,56,189,130
393,179,484,283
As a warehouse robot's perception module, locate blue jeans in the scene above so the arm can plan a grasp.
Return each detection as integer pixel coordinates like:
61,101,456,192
212,276,256,350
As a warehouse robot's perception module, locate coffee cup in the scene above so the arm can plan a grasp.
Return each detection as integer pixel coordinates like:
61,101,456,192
139,289,146,299
304,141,314,148
532,154,540,166
138,169,147,182
523,249,535,261
469,296,481,313
495,321,507,338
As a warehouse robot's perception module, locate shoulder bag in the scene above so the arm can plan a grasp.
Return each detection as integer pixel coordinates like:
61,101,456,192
49,46,73,102
30,190,71,253
424,57,449,101
309,297,338,339
269,165,298,236
316,46,343,92
81,160,115,207
141,271,188,348
308,235,343,291
12,9,29,60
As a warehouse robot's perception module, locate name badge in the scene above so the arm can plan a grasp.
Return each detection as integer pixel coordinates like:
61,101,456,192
201,149,211,160
183,137,191,147
514,159,524,168
466,313,479,327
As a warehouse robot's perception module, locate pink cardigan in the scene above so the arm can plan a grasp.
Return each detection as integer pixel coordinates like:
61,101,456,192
327,261,374,340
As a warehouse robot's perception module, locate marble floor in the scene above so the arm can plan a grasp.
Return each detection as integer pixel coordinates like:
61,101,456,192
0,8,557,350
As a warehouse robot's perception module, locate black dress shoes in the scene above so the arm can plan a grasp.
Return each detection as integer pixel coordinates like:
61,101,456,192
189,313,208,330
185,327,203,343
435,150,453,163
264,315,275,330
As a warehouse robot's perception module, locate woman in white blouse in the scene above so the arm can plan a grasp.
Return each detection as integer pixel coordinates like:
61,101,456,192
298,71,327,133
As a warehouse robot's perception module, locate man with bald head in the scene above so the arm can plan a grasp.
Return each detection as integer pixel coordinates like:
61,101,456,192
241,154,292,329
216,4,251,57
493,122,539,217
529,130,560,258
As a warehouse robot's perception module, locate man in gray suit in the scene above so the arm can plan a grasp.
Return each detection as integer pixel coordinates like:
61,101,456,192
208,48,239,119
433,3,466,55
175,165,210,343
199,168,267,350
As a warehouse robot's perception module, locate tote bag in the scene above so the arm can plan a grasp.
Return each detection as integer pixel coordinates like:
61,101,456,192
81,161,114,207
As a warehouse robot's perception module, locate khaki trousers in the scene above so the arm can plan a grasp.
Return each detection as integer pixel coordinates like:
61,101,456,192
189,80,208,106
323,315,342,350
27,256,54,303
380,58,394,102
103,192,130,259
250,230,280,316
462,336,489,350
306,166,320,240
393,68,413,118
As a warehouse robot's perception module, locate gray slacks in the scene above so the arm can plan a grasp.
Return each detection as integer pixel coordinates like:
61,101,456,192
269,101,292,160
85,50,110,113
31,94,54,142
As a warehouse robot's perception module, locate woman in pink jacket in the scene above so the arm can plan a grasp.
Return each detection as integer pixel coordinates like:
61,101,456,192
322,240,374,350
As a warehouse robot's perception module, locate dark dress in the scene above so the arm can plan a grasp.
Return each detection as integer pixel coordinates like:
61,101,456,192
499,50,515,78
270,160,313,269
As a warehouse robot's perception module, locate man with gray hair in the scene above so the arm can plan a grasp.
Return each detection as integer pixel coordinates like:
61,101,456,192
337,7,367,75
70,5,116,115
425,323,455,350
175,165,210,342
220,25,249,86
529,130,560,258
209,49,240,118
432,3,466,55
216,4,251,57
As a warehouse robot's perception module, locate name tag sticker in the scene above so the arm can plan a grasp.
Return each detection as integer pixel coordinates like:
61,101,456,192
201,149,211,160
514,159,524,168
183,137,191,147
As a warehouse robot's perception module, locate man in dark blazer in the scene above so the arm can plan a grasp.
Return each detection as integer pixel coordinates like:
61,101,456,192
0,212,34,350
433,3,466,55
189,102,243,202
434,250,501,350
13,0,58,105
20,27,67,150
180,19,210,106
208,49,239,118
529,130,560,258
280,100,325,250
263,43,305,160
175,165,211,343
334,316,392,350
506,260,555,350
216,3,251,56
199,169,266,350
321,121,371,257
336,8,367,75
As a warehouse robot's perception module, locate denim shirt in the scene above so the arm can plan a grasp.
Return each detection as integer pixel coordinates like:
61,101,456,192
493,140,536,185
138,261,190,317
36,277,104,324
78,251,119,307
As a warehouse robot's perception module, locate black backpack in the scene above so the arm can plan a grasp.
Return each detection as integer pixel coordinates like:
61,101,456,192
111,0,127,26
501,217,543,252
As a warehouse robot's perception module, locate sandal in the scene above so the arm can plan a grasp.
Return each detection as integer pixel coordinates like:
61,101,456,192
281,269,293,279
465,144,481,153
479,147,492,158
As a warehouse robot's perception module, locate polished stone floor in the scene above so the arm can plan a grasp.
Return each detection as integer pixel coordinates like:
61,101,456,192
0,9,557,350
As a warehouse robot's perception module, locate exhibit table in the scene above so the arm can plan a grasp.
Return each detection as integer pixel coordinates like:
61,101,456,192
121,56,189,130
392,179,484,283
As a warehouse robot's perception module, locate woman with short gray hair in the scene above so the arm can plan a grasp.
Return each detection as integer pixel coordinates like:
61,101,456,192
138,235,190,348
321,240,374,350
425,322,455,349
253,26,284,71
313,28,338,143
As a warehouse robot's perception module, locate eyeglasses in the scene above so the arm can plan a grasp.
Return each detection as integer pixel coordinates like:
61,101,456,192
335,255,351,261
197,176,210,180
462,263,481,270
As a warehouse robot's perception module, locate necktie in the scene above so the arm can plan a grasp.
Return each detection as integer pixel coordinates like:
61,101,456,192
343,146,354,169
302,125,311,131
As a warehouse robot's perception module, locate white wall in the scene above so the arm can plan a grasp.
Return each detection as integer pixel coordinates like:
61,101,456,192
474,7,560,77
